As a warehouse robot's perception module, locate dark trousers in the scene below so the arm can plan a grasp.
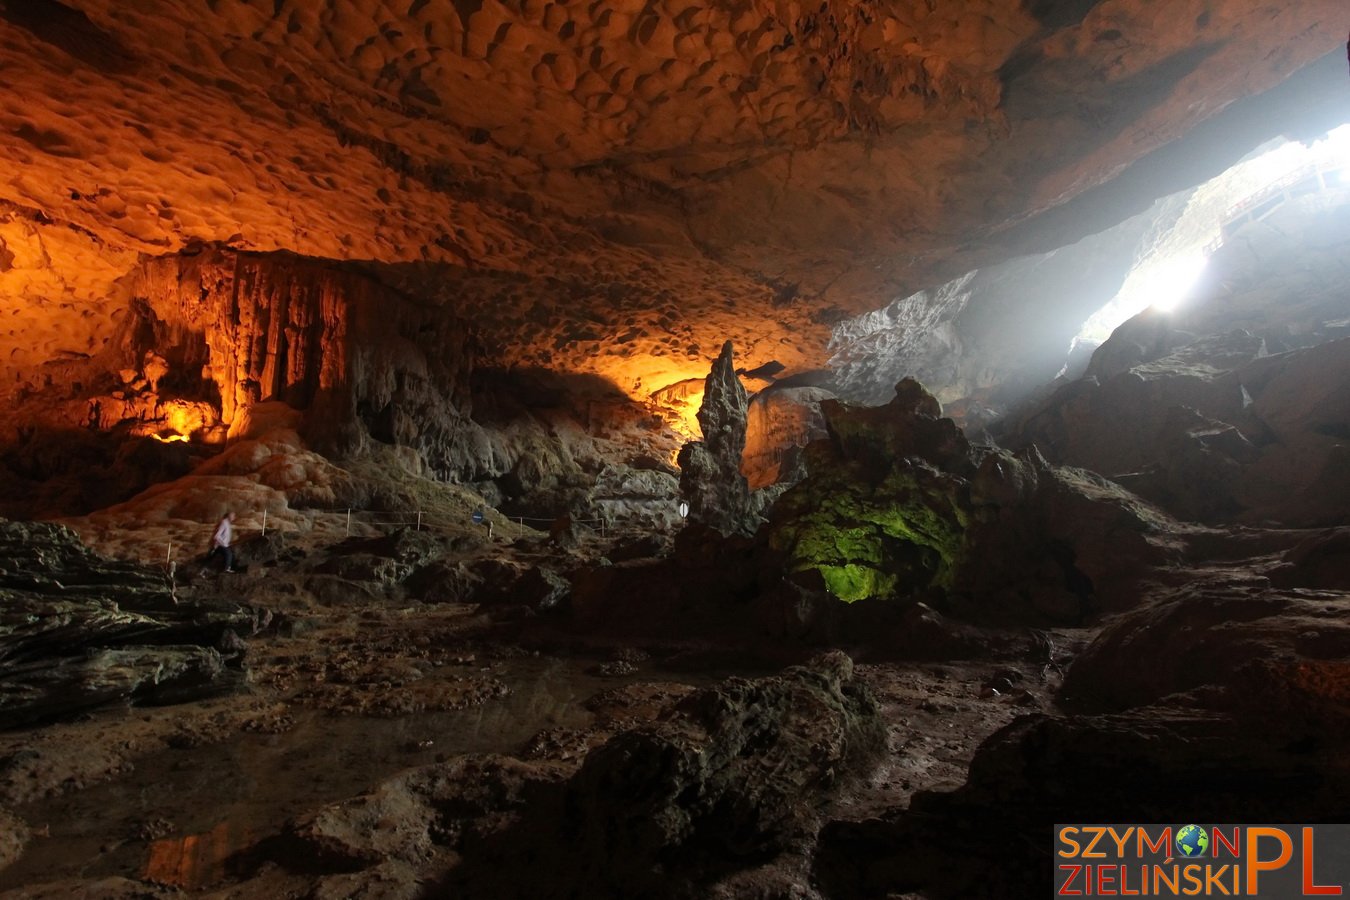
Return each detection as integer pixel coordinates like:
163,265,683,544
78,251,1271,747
208,545,235,571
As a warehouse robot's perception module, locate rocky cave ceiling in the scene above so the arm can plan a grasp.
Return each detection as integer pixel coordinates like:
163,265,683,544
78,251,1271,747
0,0,1345,407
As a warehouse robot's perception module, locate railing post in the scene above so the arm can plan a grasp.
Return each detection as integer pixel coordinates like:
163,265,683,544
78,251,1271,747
261,508,268,537
416,510,422,531
346,508,352,536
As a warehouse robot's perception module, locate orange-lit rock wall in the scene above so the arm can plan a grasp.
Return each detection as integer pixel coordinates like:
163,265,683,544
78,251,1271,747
122,250,483,473
742,386,833,489
0,247,481,470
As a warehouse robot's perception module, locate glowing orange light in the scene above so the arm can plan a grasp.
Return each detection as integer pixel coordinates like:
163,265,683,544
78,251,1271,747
653,392,703,440
596,358,711,442
645,377,706,441
133,399,215,443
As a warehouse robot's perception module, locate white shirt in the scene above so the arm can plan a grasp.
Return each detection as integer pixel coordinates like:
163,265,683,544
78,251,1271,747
212,518,233,549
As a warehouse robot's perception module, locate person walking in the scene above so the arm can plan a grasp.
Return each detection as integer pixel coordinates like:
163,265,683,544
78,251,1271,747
209,511,237,573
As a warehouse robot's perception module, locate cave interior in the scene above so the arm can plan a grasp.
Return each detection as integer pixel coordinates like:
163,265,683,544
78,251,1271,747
0,1,1348,897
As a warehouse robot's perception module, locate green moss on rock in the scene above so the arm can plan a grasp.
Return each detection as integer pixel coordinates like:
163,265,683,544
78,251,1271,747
769,460,968,603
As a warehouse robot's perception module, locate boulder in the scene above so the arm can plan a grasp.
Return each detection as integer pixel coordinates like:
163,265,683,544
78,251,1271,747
956,447,1188,621
766,380,974,604
465,559,570,611
404,560,483,605
448,652,885,899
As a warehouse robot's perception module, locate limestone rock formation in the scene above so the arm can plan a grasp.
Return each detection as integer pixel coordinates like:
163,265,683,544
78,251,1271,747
449,651,885,899
766,378,1186,623
812,530,1350,899
678,341,755,536
0,423,197,520
814,700,1350,899
0,247,694,527
826,215,1159,411
0,0,1343,419
130,250,481,476
0,519,262,728
956,446,1188,621
742,385,834,490
1062,576,1350,716
288,754,569,870
768,380,974,604
1002,201,1350,526
0,876,179,900
592,463,682,531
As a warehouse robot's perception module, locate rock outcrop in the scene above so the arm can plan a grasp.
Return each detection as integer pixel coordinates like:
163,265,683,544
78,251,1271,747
0,519,264,728
956,446,1188,621
0,250,692,526
1062,574,1350,717
130,250,480,476
814,700,1350,899
766,378,1184,622
1001,201,1350,527
813,534,1350,899
678,341,756,537
446,651,885,899
768,379,975,603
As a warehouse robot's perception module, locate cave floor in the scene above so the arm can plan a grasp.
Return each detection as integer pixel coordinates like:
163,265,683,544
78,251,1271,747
0,570,1075,896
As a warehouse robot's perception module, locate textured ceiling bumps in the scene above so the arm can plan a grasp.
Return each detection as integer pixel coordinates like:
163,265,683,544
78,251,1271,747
0,0,1343,400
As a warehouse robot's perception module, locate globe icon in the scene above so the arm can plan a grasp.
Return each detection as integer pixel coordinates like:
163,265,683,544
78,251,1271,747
1176,825,1209,858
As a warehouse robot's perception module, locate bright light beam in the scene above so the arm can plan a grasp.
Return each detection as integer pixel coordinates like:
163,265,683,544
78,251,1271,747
1141,252,1209,313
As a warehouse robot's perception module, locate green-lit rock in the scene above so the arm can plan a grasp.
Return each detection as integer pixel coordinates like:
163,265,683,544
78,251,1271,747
763,377,1184,620
767,379,973,603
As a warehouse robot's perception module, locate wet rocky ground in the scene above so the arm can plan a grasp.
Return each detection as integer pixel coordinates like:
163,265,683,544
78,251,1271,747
1,503,1346,899
0,516,1075,899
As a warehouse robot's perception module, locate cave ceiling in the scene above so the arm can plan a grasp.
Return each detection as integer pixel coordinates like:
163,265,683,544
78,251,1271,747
0,0,1344,402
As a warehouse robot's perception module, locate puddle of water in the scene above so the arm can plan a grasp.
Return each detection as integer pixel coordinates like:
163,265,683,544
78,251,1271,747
0,656,702,891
